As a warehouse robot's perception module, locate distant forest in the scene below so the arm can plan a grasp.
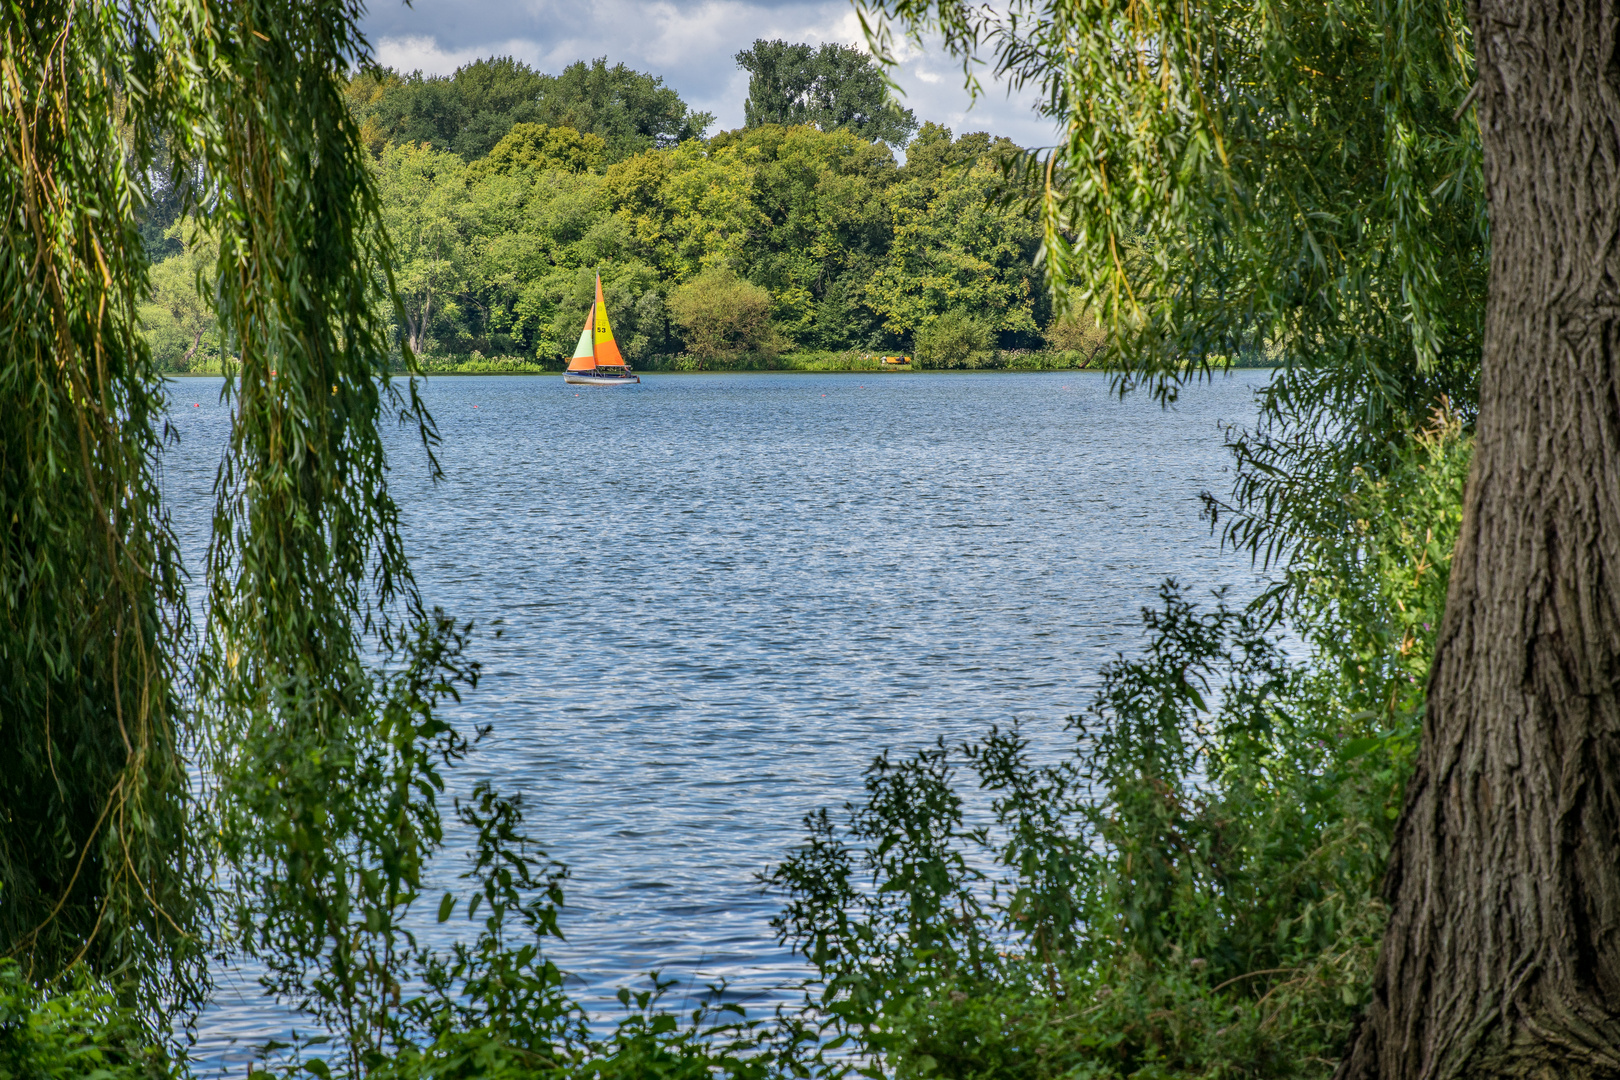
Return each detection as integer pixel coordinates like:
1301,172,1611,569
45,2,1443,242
139,47,1101,371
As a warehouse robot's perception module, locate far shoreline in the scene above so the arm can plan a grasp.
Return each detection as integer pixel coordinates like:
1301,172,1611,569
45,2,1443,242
164,363,1273,377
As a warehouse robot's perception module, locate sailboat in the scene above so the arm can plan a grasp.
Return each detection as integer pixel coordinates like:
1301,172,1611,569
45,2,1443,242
564,273,641,386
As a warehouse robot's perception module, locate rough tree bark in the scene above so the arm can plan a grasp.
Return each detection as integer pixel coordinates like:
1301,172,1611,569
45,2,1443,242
1338,2,1620,1077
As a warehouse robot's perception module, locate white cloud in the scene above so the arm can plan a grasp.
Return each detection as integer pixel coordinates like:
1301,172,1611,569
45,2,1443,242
375,34,513,76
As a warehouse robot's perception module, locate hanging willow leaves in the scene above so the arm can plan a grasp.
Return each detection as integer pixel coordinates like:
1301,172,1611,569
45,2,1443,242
2,0,454,1046
140,1,478,1068
0,0,205,1017
858,0,1485,588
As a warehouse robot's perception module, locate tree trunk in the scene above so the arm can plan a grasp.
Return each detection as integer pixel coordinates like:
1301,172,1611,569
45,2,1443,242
406,298,428,356
1338,2,1620,1077
180,326,204,368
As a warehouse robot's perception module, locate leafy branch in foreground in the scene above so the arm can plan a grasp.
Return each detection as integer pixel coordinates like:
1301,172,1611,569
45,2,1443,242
771,591,1387,1079
0,0,204,1019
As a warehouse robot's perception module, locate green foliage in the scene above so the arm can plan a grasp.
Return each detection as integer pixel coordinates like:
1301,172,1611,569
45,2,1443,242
668,268,778,364
865,125,1043,346
768,425,1472,1078
736,40,919,148
1043,310,1107,365
147,85,1051,369
132,137,193,262
1284,407,1472,729
472,124,607,179
0,962,174,1080
218,615,481,1073
630,348,1092,372
913,312,992,369
446,57,554,160
0,0,205,1015
137,226,222,371
772,598,1385,1078
349,57,713,165
709,124,897,351
416,353,554,374
375,141,470,354
232,752,835,1080
602,140,764,283
5,0,481,1056
539,59,716,162
352,58,547,161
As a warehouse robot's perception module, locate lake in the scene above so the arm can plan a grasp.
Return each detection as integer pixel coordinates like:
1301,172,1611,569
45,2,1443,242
160,370,1271,1068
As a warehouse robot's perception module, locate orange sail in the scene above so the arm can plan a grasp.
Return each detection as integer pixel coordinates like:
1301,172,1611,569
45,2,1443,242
566,305,596,371
591,273,627,366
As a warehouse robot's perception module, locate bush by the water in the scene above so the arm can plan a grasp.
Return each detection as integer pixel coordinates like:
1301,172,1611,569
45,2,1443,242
667,268,779,365
416,351,554,374
1043,310,1109,366
914,311,994,368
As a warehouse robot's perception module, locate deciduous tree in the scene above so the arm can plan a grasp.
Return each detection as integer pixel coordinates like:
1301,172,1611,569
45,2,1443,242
138,226,220,371
3,0,453,1035
1338,3,1620,1076
867,124,1042,344
736,39,919,148
376,141,470,354
470,122,606,179
535,58,714,161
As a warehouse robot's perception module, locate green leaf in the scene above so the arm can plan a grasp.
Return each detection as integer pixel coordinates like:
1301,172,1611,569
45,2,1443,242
1342,736,1382,759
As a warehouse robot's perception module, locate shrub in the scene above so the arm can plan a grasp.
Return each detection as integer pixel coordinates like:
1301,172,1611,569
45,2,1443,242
1042,309,1108,365
0,962,173,1080
667,268,777,364
914,311,992,368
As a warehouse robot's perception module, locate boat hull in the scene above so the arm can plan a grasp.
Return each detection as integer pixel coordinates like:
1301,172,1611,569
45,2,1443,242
564,370,640,386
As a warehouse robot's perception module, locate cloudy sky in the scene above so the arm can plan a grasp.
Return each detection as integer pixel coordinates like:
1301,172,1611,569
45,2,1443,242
359,0,1060,151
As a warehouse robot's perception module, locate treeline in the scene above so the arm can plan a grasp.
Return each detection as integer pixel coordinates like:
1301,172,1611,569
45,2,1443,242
139,50,1107,373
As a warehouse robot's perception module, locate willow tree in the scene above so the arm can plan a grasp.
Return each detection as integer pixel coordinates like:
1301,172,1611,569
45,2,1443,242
860,0,1620,1075
1,0,447,1040
0,0,201,1011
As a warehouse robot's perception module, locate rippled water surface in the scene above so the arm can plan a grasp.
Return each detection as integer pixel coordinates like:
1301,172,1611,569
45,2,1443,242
161,370,1271,1068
